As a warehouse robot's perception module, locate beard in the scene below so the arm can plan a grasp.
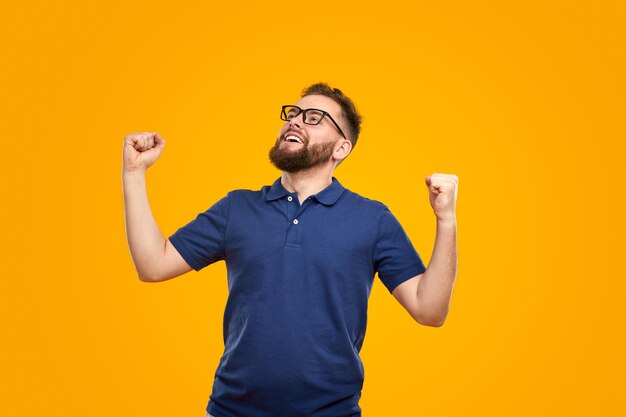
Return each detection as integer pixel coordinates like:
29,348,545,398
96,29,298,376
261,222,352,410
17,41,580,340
268,137,337,173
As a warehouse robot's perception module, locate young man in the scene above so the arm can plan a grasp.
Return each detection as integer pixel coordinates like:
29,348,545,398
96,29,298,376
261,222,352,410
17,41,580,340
122,83,458,417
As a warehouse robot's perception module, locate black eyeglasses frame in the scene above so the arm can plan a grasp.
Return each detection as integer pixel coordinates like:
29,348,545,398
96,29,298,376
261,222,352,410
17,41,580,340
281,105,347,139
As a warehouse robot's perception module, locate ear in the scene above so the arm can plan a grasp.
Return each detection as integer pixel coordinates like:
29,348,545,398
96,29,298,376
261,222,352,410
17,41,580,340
333,138,352,161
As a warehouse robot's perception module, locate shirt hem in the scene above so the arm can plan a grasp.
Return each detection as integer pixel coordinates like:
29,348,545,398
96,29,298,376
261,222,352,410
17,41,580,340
383,262,427,293
168,234,203,271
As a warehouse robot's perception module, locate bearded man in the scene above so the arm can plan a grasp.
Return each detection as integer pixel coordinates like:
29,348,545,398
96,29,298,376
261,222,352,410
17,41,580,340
122,83,459,417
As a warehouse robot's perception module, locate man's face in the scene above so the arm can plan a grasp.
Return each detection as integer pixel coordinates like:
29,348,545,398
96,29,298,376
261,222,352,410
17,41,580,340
269,94,349,173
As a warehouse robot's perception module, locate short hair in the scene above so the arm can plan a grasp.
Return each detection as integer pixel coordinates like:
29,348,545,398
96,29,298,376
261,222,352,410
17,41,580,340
301,82,362,149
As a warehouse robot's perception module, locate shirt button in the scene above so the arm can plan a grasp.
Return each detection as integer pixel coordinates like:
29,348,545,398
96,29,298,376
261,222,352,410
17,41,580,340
287,196,293,201
293,219,299,225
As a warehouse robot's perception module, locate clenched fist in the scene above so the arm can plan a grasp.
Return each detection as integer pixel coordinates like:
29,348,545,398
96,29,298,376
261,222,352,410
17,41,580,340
425,173,458,223
123,132,166,173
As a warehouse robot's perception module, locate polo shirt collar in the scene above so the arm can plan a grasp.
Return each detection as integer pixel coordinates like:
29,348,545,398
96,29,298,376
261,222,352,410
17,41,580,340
266,176,345,206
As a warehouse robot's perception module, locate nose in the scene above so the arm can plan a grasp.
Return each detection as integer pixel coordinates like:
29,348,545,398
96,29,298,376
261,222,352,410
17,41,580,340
288,112,304,129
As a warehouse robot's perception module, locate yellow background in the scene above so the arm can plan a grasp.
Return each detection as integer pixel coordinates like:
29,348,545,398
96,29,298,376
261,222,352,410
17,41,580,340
1,1,624,416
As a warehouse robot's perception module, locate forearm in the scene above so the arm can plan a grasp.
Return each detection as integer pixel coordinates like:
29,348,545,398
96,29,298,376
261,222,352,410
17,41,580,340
417,218,458,325
122,170,166,280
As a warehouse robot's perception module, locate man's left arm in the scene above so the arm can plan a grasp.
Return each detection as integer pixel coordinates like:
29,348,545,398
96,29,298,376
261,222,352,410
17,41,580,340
392,173,458,327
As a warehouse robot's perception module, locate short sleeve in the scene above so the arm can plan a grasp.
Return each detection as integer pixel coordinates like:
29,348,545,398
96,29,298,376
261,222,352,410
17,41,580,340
168,193,231,271
373,207,427,293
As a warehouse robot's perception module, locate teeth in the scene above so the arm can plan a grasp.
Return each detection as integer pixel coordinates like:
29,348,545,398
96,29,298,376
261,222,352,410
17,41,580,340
285,135,303,144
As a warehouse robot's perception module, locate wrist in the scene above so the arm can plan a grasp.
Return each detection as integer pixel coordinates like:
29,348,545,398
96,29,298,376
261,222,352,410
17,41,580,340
436,216,457,228
122,167,146,176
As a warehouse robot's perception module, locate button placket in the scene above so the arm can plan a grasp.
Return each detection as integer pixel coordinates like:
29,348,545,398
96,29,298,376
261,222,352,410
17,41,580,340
285,196,315,247
286,194,296,224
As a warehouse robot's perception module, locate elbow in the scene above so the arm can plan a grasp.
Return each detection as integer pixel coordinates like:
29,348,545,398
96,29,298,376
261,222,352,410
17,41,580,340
419,316,446,327
138,268,177,283
138,273,153,282
429,317,446,327
137,269,160,283
417,308,448,327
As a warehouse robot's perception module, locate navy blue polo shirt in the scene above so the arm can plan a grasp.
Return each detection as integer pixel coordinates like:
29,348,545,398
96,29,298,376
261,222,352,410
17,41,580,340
168,177,426,417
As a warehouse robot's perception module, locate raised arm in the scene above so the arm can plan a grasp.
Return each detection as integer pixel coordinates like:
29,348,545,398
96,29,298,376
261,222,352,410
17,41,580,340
392,173,459,326
122,132,192,282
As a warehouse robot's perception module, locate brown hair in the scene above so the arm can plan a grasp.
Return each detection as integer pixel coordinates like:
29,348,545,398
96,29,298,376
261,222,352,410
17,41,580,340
301,82,362,150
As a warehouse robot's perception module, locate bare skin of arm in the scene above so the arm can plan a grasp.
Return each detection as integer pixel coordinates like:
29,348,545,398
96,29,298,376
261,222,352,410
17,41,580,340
392,219,457,326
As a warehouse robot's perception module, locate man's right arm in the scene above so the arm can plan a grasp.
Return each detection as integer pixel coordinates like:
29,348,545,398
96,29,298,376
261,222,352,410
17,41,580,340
123,171,192,282
122,132,192,282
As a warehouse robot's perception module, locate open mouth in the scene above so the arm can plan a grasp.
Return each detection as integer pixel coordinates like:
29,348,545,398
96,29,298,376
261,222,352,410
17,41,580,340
284,134,304,144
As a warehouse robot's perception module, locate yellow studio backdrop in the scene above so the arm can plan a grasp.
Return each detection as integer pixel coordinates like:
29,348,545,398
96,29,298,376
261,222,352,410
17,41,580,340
1,1,624,416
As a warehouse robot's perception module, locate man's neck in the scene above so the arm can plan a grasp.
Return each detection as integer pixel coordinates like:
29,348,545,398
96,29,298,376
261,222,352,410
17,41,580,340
280,165,335,205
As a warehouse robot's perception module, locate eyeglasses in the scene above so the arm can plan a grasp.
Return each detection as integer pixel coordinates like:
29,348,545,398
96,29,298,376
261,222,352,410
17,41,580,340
281,105,347,139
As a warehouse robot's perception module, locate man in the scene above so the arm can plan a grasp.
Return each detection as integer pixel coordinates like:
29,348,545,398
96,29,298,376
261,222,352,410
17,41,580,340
122,83,458,417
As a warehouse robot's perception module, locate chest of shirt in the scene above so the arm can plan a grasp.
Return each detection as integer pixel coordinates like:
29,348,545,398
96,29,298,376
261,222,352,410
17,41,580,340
223,198,378,269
